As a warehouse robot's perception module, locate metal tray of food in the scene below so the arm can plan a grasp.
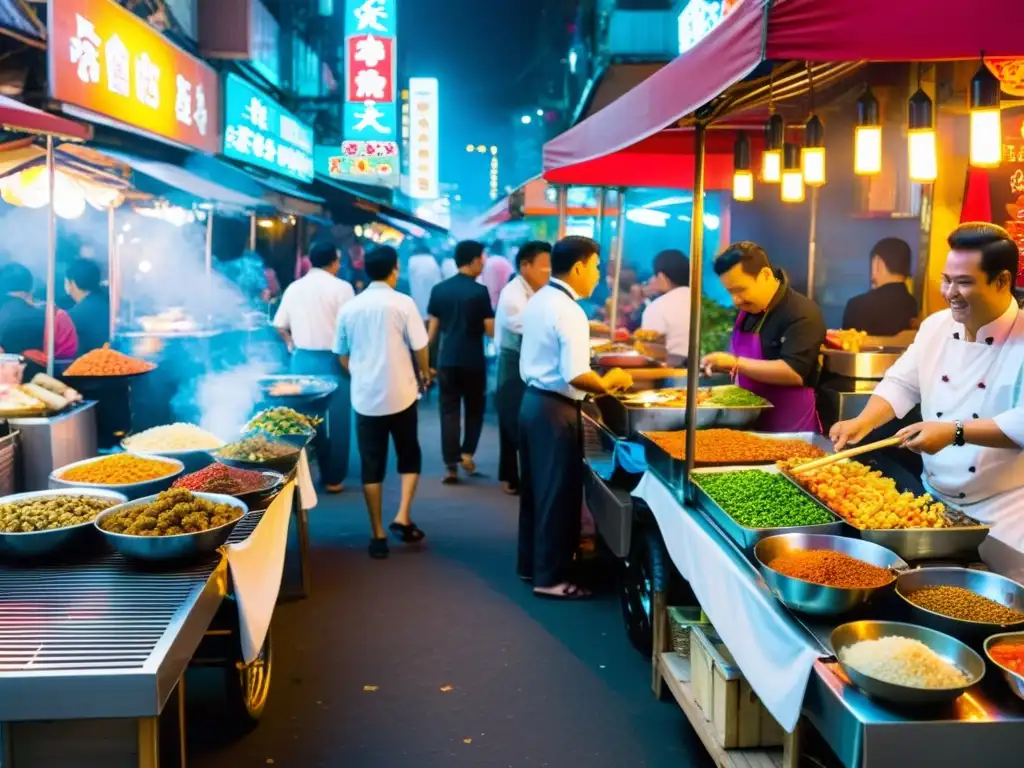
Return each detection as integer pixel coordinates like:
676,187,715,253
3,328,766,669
779,468,990,561
690,465,846,551
258,375,338,403
597,385,771,439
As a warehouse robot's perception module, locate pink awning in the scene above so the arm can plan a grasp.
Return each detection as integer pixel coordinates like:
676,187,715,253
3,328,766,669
0,95,91,141
544,0,1024,184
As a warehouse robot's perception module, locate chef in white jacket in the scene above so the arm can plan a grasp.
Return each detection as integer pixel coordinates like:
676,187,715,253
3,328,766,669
831,223,1024,574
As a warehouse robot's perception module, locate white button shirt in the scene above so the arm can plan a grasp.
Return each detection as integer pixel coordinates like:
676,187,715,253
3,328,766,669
333,282,429,417
641,285,692,357
407,254,442,319
873,300,1024,559
495,276,534,351
272,268,354,351
519,278,591,401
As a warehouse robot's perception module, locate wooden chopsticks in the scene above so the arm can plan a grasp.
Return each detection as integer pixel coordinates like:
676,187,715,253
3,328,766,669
789,436,902,475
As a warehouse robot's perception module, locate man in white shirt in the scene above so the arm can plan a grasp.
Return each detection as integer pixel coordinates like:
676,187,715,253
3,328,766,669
517,236,633,599
273,241,355,493
494,241,551,494
407,246,442,320
641,248,692,363
831,223,1024,571
334,245,431,560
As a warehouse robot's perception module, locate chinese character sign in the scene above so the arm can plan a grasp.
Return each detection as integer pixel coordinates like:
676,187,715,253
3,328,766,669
49,0,220,152
223,74,315,183
343,0,398,187
408,78,439,200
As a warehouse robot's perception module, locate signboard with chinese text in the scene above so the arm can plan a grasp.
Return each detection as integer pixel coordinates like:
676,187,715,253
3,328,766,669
677,0,742,55
49,0,220,153
316,142,398,188
407,77,438,200
342,0,398,187
223,74,314,183
988,107,1024,285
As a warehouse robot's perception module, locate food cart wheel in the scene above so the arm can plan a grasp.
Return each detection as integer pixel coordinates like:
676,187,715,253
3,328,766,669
224,627,273,732
620,523,673,659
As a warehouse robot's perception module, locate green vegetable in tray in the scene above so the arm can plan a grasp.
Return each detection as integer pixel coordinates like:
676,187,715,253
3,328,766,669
245,406,320,436
707,386,769,408
694,470,833,529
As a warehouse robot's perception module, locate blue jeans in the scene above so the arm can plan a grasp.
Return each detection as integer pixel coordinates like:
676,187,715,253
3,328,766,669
290,349,351,486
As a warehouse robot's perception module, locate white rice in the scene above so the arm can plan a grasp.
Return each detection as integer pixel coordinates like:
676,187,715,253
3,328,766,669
123,423,224,452
839,636,969,689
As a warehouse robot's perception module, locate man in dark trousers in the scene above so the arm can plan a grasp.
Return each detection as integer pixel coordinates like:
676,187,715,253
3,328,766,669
517,236,633,600
427,240,495,484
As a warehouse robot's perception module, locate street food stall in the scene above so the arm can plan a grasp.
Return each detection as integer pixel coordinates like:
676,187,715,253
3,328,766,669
544,0,1024,765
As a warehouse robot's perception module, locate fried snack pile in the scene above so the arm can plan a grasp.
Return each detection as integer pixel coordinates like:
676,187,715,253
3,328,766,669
98,488,242,537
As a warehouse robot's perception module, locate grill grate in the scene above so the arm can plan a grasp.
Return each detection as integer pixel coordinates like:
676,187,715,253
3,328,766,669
0,510,265,673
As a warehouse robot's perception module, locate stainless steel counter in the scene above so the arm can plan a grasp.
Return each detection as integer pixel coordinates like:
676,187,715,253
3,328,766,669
7,403,98,492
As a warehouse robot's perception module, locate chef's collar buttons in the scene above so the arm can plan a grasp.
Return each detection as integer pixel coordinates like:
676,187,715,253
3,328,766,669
978,382,987,389
986,337,995,345
969,466,977,473
953,332,960,340
972,413,979,419
959,492,967,499
937,412,943,418
942,375,950,382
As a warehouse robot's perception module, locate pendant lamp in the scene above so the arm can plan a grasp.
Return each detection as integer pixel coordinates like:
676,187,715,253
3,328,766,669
732,133,754,202
854,88,882,176
780,143,805,203
762,114,784,183
802,114,826,186
907,87,937,183
969,59,1001,168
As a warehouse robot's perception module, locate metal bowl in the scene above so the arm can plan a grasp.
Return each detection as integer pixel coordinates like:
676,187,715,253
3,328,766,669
754,533,908,616
0,488,128,559
896,567,1024,642
854,521,990,562
212,432,306,475
50,454,185,500
983,632,1024,702
94,492,248,562
831,620,985,705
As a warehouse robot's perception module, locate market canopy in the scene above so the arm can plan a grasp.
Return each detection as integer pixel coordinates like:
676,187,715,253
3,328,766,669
0,95,91,142
543,0,1022,184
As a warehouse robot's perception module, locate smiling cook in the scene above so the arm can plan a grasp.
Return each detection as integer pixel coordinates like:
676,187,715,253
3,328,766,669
832,223,1024,559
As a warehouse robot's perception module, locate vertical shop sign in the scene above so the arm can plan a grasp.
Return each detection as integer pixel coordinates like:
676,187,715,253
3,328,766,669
988,107,1024,285
338,0,398,187
407,77,438,200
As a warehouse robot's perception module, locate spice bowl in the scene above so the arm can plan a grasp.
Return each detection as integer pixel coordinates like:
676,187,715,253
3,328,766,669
754,533,908,616
50,454,185,500
831,620,985,705
983,632,1024,702
212,432,307,475
0,488,128,559
896,567,1024,643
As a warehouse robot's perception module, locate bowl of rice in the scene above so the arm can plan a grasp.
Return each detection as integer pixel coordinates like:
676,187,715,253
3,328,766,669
831,620,984,705
122,423,225,472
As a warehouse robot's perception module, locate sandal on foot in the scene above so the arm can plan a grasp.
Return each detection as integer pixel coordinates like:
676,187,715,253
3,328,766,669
533,583,592,601
460,456,477,474
368,538,390,559
389,522,426,543
442,472,459,485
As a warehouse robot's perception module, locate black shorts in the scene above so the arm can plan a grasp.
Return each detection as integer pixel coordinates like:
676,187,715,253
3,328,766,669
355,402,422,484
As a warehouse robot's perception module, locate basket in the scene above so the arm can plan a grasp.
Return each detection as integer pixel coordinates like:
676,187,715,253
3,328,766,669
668,606,710,658
0,431,17,498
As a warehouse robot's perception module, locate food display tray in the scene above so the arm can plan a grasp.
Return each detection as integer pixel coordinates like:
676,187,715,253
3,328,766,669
778,470,990,562
690,465,846,552
598,385,772,439
641,431,833,491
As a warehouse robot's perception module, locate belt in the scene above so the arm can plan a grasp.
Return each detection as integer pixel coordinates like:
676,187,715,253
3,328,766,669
526,386,586,452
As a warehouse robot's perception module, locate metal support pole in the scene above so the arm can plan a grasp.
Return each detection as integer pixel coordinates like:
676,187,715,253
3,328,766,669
683,125,708,504
45,135,56,376
806,186,820,300
609,188,627,334
107,204,116,340
205,211,214,277
249,213,257,251
556,184,568,239
596,187,608,251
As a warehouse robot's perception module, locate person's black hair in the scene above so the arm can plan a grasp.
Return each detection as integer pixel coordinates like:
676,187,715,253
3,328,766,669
0,262,32,294
551,235,600,276
948,222,1019,286
309,240,340,270
65,257,102,292
454,240,485,268
365,246,399,281
713,241,771,277
653,249,690,287
871,238,912,278
515,240,551,270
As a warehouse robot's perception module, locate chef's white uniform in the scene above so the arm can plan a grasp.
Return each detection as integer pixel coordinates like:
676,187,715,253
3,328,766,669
873,300,1024,577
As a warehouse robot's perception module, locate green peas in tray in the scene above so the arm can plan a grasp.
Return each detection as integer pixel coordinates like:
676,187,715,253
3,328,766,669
694,470,834,529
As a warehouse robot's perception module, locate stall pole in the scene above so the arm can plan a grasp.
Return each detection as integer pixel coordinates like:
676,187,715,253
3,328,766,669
608,188,627,334
596,187,608,251
205,211,214,277
107,205,117,340
556,184,568,239
44,136,57,376
683,125,708,504
249,212,257,251
806,186,820,301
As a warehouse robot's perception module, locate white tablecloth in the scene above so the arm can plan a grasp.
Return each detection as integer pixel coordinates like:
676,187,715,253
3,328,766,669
296,448,318,510
225,481,295,663
633,472,822,732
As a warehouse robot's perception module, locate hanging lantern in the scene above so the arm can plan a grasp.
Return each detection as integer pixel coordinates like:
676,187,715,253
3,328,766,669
802,114,826,186
969,60,1002,168
780,143,805,203
761,114,784,183
854,88,882,175
907,87,937,183
732,133,754,202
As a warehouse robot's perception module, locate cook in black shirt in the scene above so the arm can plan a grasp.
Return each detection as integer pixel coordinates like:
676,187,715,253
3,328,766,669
842,237,918,335
65,257,111,353
427,240,495,482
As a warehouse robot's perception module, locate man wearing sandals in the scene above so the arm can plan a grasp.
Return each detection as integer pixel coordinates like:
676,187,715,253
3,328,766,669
334,246,431,559
517,236,633,599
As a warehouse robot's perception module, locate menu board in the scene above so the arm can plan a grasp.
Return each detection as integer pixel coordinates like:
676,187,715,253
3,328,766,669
988,107,1024,285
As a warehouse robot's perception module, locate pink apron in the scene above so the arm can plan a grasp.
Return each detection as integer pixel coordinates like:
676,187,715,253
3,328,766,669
731,311,820,433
